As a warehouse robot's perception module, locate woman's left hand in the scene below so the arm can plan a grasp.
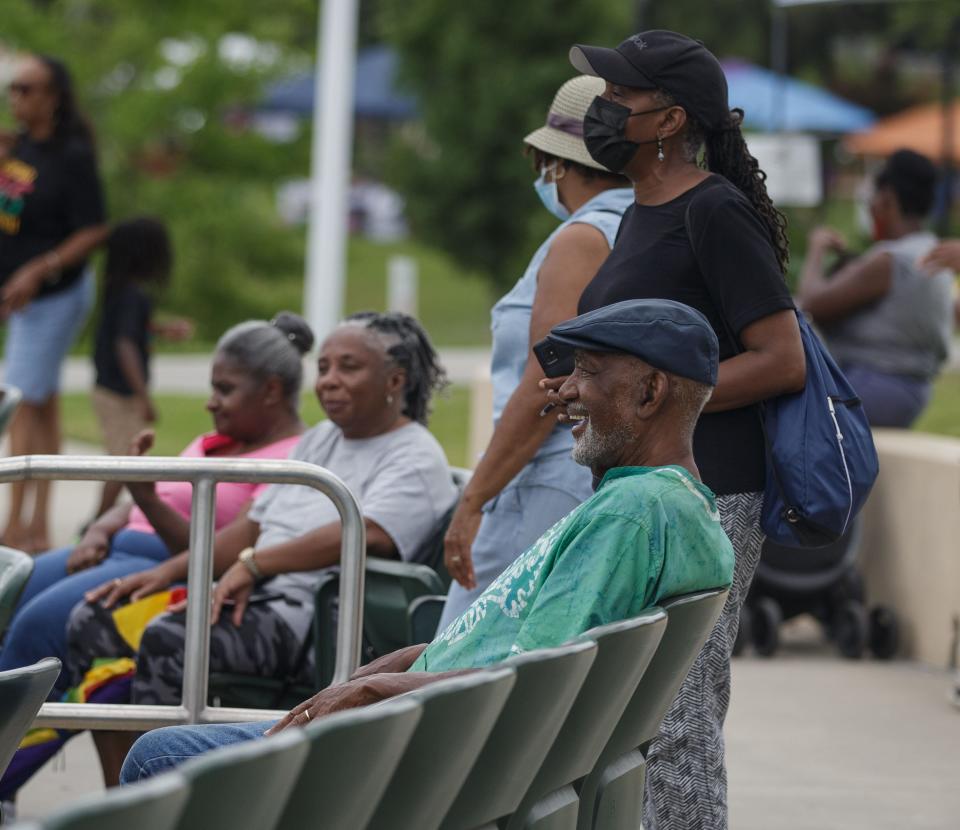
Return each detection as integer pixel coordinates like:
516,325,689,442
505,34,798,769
443,501,483,589
210,561,255,627
1,261,46,315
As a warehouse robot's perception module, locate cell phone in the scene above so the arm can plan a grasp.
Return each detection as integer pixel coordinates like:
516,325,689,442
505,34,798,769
220,592,284,608
532,337,574,378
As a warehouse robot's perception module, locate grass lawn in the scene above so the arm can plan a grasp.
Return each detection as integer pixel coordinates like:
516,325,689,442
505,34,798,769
61,385,472,468
61,371,960,469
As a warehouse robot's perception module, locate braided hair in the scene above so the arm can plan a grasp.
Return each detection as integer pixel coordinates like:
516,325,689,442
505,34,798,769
36,55,95,147
346,311,448,425
657,92,790,276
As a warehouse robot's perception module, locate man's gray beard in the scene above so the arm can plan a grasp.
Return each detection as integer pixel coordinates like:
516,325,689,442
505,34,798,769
571,420,633,469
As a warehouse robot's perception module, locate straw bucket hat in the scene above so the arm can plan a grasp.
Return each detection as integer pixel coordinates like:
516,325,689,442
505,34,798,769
523,75,607,170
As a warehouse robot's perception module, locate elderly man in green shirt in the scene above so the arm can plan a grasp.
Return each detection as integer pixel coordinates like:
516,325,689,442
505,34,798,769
120,298,734,783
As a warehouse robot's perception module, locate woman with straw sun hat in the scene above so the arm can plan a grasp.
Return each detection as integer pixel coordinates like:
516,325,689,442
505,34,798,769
438,75,633,627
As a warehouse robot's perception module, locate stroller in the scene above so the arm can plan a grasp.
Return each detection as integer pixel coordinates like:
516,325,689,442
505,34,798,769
735,517,899,659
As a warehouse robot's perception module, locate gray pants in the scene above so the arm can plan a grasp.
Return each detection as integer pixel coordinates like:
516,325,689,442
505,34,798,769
643,492,764,830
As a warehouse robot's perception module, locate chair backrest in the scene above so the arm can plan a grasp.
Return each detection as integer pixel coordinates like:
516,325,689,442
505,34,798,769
599,588,728,764
366,667,516,830
439,640,598,830
0,384,22,438
37,771,189,830
175,726,308,830
276,696,422,830
408,594,446,644
0,545,34,635
0,658,61,780
364,558,446,655
521,609,668,807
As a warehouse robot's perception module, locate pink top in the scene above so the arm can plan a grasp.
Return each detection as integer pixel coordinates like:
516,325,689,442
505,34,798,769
125,432,303,537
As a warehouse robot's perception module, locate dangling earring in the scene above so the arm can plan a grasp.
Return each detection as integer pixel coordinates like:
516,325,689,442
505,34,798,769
386,394,394,405
657,136,665,163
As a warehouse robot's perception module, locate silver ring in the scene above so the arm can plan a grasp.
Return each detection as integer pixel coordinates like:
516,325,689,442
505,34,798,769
451,555,461,564
302,709,311,722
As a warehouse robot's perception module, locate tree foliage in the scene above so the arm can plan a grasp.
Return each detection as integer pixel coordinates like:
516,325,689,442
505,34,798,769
1,0,319,340
378,0,632,291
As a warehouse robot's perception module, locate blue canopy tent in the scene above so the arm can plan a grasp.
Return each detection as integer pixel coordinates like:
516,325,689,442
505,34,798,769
261,45,417,120
721,59,874,134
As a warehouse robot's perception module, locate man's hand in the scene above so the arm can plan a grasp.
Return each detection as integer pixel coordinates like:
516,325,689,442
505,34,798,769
443,502,482,589
85,564,173,609
264,676,395,734
211,561,255,627
67,527,111,574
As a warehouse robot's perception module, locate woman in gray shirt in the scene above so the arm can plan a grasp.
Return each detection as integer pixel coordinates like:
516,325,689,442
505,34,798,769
799,149,954,427
64,312,457,784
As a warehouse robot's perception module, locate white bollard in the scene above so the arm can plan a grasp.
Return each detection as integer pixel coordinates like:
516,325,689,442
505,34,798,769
387,255,418,317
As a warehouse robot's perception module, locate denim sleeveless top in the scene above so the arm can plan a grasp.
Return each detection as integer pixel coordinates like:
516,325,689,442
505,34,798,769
489,188,634,459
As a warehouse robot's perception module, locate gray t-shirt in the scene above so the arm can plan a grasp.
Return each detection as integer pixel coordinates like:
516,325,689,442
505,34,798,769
246,420,457,639
824,232,954,380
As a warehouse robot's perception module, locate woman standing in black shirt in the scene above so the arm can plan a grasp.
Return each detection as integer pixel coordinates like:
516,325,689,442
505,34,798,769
0,55,107,552
569,31,805,830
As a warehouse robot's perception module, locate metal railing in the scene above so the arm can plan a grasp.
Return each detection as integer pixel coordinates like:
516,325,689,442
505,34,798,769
0,454,366,730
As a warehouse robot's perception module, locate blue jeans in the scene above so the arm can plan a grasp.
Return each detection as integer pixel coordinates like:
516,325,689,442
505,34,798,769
0,529,170,691
841,363,932,429
121,720,278,785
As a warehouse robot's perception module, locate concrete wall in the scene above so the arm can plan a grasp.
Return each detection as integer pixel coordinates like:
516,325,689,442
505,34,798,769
859,430,960,667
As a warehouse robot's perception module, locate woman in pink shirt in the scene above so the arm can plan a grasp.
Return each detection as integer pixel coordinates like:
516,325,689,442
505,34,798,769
0,312,310,685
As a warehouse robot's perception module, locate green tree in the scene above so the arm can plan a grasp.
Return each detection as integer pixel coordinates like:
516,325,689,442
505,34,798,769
379,0,632,292
1,0,319,340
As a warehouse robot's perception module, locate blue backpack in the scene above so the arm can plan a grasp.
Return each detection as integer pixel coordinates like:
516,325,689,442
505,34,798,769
753,310,880,547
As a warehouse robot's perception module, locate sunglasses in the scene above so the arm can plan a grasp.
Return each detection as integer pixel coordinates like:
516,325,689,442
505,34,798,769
8,82,38,96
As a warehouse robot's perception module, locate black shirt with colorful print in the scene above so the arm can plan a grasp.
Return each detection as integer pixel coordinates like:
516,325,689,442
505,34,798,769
0,133,106,297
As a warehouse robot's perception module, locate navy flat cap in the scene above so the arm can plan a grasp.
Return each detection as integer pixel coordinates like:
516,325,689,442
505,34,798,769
535,299,719,385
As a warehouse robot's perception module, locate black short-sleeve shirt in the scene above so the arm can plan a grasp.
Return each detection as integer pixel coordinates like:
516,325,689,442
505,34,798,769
0,133,106,297
578,175,794,495
94,282,152,396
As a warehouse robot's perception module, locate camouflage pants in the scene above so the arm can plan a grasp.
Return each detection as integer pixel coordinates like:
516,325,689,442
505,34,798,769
66,598,312,706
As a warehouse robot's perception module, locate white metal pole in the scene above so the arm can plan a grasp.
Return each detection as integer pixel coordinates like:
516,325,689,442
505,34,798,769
304,0,360,343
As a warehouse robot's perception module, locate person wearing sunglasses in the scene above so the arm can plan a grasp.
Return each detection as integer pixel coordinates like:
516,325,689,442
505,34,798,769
0,54,108,553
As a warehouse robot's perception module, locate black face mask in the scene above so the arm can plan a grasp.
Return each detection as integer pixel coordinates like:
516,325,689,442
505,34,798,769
583,96,669,174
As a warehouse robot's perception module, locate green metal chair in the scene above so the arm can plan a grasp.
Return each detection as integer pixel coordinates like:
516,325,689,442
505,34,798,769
504,609,668,830
0,657,61,781
576,588,729,830
24,772,189,830
0,384,22,439
276,695,422,830
439,640,597,830
366,667,516,830
175,726,308,830
409,593,446,643
0,545,34,636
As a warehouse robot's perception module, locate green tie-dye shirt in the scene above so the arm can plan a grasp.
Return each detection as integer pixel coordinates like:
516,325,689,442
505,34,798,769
410,465,734,673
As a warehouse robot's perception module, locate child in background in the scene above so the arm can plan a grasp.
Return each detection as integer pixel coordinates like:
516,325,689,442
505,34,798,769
91,217,192,516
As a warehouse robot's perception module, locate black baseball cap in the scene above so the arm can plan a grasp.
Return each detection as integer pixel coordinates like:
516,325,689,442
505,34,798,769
537,299,719,386
569,30,730,132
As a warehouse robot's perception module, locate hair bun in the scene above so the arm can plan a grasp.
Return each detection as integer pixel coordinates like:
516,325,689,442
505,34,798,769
271,311,315,356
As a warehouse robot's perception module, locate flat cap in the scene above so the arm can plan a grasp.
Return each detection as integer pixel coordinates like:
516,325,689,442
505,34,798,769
537,299,718,385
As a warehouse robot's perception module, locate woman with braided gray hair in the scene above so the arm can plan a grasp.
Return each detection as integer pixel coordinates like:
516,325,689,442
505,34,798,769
64,311,457,784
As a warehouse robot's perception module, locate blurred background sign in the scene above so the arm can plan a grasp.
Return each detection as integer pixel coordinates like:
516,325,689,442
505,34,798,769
744,132,824,206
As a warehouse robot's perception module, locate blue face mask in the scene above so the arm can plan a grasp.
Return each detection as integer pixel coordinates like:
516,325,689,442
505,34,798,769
533,167,570,221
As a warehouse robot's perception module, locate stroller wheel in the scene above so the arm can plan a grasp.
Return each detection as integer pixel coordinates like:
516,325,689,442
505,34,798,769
868,605,899,659
835,600,867,659
751,598,781,657
733,606,752,657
